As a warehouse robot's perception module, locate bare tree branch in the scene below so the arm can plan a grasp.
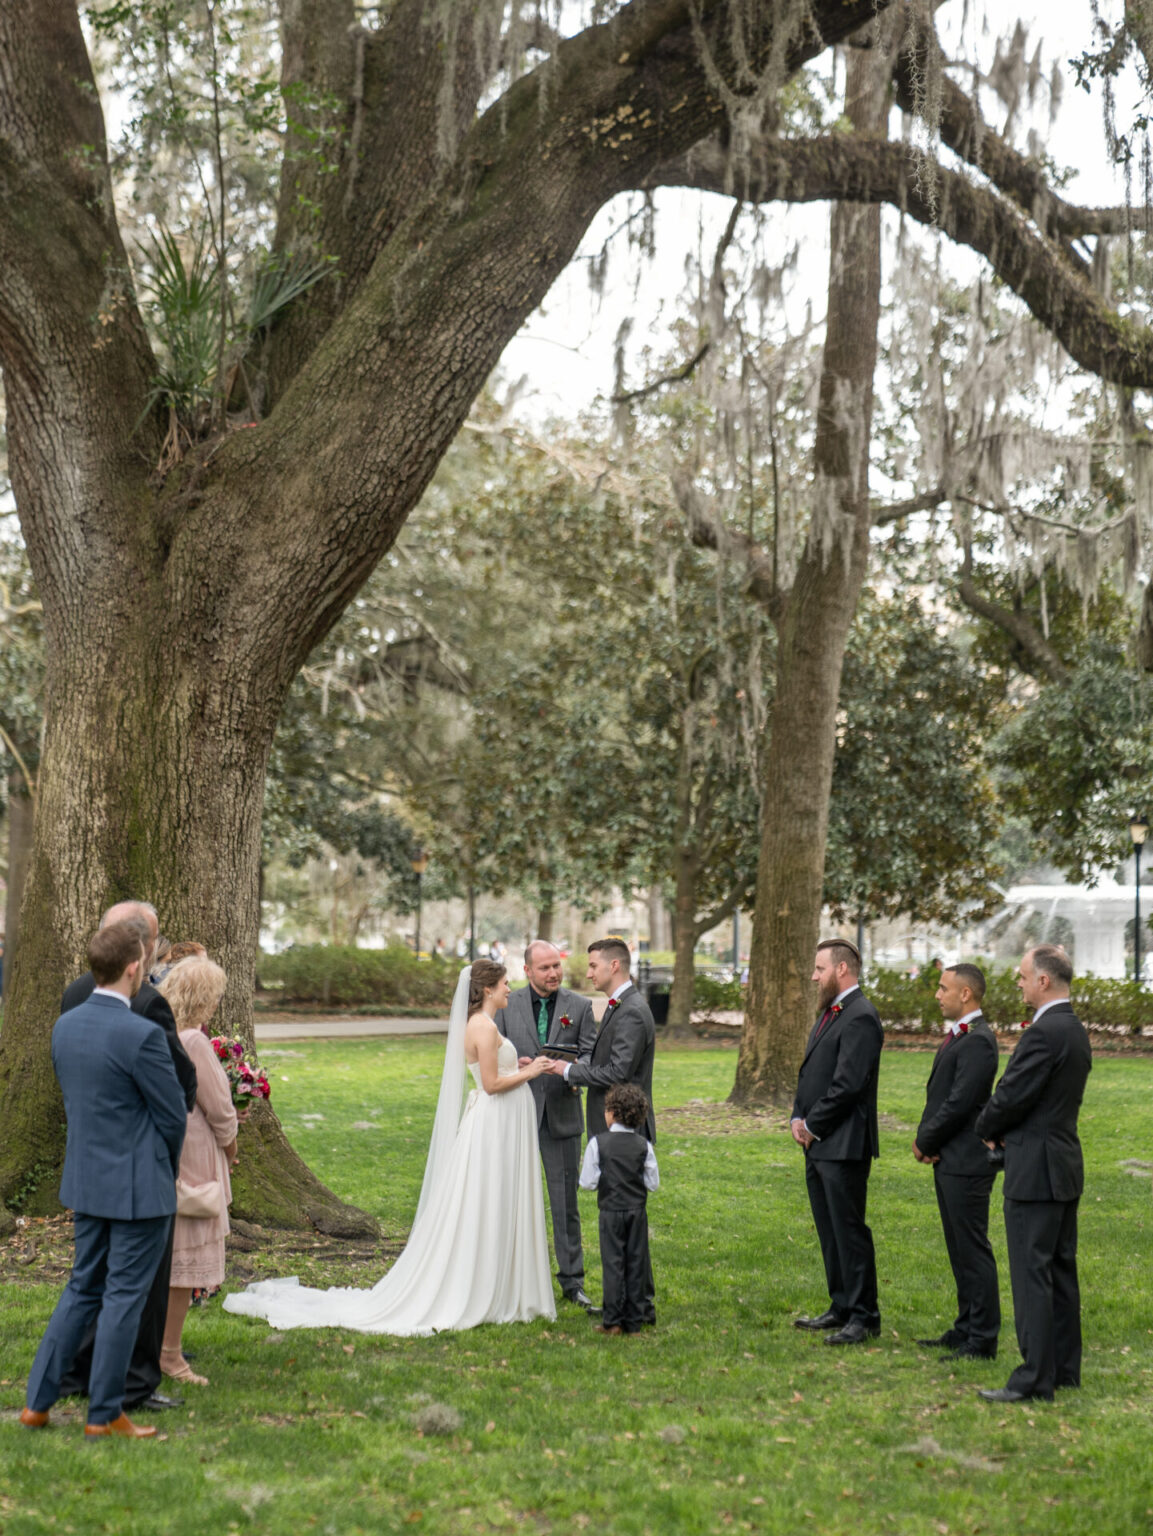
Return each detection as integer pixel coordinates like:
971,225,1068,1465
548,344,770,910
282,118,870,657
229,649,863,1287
957,551,1070,685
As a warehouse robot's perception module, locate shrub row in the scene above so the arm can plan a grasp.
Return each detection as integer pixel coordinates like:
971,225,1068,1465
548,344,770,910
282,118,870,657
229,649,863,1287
259,945,460,1009
690,964,1153,1035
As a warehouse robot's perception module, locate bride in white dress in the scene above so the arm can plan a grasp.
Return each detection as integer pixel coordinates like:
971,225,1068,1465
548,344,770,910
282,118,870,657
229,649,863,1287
223,960,556,1334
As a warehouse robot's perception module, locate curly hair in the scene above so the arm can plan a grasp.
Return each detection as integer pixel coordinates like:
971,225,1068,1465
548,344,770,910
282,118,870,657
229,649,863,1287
468,959,507,1013
159,955,227,1033
604,1083,649,1131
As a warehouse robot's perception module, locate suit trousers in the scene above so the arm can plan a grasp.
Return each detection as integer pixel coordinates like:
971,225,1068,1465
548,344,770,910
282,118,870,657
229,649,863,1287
539,1124,584,1293
1003,1195,1081,1399
27,1212,171,1424
59,1211,175,1406
934,1170,1000,1349
599,1206,650,1333
804,1155,879,1329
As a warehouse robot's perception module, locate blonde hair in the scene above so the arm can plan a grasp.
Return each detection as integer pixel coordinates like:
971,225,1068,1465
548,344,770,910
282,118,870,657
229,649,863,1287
159,955,227,1032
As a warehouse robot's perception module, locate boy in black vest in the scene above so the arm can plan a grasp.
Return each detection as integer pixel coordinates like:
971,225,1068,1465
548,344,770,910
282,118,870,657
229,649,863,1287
579,1083,659,1335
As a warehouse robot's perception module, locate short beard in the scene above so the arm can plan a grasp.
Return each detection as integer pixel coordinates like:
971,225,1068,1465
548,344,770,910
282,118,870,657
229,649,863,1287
817,975,839,1008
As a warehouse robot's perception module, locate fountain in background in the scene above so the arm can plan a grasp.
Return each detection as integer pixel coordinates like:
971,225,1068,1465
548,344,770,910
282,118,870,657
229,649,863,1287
989,876,1145,979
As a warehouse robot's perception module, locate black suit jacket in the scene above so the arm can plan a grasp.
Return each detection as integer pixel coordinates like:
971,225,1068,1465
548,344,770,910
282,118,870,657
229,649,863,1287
566,986,656,1142
496,985,596,1139
791,987,884,1162
916,1017,1000,1176
975,1001,1091,1202
62,971,198,1112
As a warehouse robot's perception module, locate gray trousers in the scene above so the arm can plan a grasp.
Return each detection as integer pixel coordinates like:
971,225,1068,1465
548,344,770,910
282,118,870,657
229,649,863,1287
539,1123,584,1293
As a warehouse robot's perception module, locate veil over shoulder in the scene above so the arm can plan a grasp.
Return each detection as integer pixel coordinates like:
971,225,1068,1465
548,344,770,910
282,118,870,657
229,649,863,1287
223,966,555,1335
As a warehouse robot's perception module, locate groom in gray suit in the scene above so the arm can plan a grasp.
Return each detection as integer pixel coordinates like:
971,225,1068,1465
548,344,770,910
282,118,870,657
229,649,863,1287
498,941,598,1310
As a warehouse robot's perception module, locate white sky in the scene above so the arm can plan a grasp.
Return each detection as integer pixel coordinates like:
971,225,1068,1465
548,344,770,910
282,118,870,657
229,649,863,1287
499,0,1141,422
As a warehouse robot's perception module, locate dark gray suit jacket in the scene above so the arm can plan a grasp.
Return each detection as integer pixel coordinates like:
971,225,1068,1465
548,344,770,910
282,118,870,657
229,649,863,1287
916,1016,1000,1176
566,985,656,1143
975,1001,1092,1202
496,985,596,1140
791,987,884,1162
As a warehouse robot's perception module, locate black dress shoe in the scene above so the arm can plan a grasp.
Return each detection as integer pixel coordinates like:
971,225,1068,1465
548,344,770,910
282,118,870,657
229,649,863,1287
916,1330,963,1349
130,1391,184,1411
944,1344,998,1361
824,1322,880,1346
978,1387,1051,1403
793,1309,846,1332
563,1289,602,1316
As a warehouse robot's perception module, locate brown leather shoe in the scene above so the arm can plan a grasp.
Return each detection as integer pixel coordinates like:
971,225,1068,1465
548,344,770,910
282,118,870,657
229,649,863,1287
594,1324,623,1336
20,1408,50,1429
84,1413,157,1439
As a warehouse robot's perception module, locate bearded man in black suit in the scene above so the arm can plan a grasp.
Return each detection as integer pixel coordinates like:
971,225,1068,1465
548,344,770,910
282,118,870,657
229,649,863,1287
791,938,885,1346
58,900,197,1414
913,962,1001,1360
975,944,1091,1404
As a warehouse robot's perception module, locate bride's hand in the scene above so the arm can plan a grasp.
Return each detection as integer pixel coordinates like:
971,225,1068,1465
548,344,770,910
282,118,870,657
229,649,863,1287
524,1056,552,1078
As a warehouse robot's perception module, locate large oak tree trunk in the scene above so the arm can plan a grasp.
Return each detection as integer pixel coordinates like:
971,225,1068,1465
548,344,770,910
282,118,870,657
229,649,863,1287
0,0,892,1219
3,774,34,1011
732,38,887,1104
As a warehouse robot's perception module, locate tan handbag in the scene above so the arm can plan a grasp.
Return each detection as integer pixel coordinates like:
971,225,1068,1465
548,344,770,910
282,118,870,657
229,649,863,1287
176,1178,225,1219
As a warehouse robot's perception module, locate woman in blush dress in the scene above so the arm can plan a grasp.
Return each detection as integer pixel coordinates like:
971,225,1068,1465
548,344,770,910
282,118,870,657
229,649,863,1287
224,959,556,1335
158,956,238,1385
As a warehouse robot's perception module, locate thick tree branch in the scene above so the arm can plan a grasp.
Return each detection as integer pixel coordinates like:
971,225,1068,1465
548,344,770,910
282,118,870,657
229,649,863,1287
645,134,1153,388
957,555,1070,685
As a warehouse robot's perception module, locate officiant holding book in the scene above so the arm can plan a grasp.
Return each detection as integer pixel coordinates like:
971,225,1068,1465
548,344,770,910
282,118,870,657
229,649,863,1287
497,941,598,1311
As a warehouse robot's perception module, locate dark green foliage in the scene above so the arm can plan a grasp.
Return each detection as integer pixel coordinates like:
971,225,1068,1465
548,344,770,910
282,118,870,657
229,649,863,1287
868,963,1153,1033
259,943,459,1009
693,971,744,1010
825,591,1004,925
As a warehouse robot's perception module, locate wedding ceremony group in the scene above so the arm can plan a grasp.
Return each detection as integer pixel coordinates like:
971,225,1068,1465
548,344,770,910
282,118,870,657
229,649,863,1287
14,889,1091,1444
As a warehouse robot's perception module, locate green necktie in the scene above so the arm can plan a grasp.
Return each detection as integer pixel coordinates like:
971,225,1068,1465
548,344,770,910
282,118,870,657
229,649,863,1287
536,996,549,1046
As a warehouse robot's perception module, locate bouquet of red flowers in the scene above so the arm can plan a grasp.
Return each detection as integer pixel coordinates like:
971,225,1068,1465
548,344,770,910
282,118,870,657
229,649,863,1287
209,1036,272,1106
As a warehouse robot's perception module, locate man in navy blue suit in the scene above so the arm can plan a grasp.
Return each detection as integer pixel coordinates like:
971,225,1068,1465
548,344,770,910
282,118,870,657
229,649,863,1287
21,920,187,1438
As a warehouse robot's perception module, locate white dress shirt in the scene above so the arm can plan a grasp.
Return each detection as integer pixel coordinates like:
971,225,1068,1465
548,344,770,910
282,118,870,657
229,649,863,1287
578,1122,660,1191
91,987,131,1008
1031,997,1069,1024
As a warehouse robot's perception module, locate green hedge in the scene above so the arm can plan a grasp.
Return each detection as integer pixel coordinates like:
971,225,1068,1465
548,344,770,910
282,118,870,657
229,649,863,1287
259,945,460,1009
869,965,1153,1035
685,964,1152,1035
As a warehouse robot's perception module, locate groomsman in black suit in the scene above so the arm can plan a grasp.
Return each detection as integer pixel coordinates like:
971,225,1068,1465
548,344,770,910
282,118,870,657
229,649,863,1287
913,963,1001,1360
497,940,598,1310
58,900,196,1414
791,938,885,1346
975,944,1091,1403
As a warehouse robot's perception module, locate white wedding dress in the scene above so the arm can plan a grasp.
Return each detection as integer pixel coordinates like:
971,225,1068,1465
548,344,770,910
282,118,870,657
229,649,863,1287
224,974,555,1335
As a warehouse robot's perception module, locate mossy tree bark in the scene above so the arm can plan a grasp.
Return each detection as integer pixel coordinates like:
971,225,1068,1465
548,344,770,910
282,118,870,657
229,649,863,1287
0,0,887,1220
731,38,888,1104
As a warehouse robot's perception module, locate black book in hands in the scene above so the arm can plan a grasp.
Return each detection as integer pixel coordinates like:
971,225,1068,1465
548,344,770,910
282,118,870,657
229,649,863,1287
541,1043,579,1062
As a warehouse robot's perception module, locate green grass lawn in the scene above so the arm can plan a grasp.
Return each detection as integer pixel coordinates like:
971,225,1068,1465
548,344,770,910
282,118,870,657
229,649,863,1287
3,1040,1153,1535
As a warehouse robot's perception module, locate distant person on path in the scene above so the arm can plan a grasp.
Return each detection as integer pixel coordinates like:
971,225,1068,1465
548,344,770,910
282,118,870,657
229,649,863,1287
157,956,238,1388
580,1084,659,1335
913,963,1000,1360
497,940,598,1312
791,938,884,1347
21,922,187,1438
975,945,1091,1404
58,900,196,1415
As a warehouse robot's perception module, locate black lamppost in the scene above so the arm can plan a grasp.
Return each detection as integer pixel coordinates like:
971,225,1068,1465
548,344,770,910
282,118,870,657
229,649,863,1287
1130,815,1149,985
410,847,429,956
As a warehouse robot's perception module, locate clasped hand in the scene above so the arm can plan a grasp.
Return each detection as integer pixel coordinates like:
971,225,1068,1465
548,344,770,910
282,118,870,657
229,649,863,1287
790,1117,814,1149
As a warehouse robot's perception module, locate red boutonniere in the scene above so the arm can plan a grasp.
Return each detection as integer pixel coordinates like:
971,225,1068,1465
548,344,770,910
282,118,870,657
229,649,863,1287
607,998,621,1012
957,1021,970,1035
830,1003,843,1018
559,1014,573,1029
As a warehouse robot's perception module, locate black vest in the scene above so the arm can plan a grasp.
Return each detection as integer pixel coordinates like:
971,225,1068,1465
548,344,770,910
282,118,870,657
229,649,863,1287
595,1130,649,1210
